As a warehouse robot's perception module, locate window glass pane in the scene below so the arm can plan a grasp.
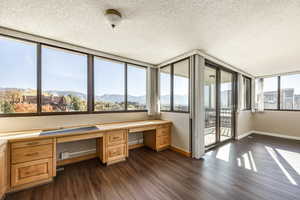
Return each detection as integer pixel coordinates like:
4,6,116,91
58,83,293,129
41,46,87,112
94,57,125,111
243,76,251,110
204,66,217,146
0,36,37,114
263,77,278,109
160,66,171,111
173,59,189,112
127,65,147,110
280,74,300,110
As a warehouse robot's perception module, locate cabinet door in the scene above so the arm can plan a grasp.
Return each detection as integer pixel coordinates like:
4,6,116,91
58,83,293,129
0,145,7,198
11,158,53,187
106,144,127,162
157,135,170,149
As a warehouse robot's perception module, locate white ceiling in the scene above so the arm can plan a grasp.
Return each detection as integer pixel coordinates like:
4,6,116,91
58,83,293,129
1,0,300,76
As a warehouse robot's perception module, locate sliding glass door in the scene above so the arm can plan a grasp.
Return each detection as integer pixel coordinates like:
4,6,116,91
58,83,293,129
204,62,236,147
219,70,234,142
204,67,217,146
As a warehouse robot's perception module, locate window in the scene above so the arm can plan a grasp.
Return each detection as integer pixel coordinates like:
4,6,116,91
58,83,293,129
0,36,37,114
41,46,88,112
280,74,300,110
0,35,148,116
159,58,190,112
160,65,171,111
94,57,125,111
173,59,189,112
127,64,147,110
243,76,251,110
263,77,278,109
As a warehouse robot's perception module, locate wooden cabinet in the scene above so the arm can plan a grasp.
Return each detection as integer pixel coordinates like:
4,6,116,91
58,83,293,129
11,139,52,149
106,144,127,162
0,144,7,199
11,158,53,187
107,130,126,146
11,144,53,164
10,139,54,188
1,120,171,194
156,126,171,150
101,130,128,165
144,125,171,151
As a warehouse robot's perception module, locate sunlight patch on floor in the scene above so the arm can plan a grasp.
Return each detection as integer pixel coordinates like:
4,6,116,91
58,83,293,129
216,143,231,162
236,151,257,172
276,148,300,175
265,146,298,186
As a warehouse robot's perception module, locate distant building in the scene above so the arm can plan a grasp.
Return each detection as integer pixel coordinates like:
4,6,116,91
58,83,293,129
264,91,277,109
294,94,300,110
280,88,294,109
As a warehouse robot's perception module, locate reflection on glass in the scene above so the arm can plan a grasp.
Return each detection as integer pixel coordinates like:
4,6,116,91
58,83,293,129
42,46,87,112
204,67,217,146
127,64,147,110
0,36,37,113
263,77,278,109
160,66,171,111
173,59,189,112
220,70,233,142
243,76,251,110
280,74,300,110
94,57,125,111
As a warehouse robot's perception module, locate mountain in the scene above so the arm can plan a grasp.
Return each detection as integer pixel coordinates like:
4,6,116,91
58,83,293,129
0,88,188,105
95,94,146,104
44,90,87,100
160,95,188,105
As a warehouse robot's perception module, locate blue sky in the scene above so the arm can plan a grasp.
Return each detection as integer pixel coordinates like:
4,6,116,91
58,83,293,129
264,75,300,94
0,36,37,89
0,36,147,96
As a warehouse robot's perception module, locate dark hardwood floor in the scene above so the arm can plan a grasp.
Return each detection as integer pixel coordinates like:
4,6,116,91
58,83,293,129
6,134,300,200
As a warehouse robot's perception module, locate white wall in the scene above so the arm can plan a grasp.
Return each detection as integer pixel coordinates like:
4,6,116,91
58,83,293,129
160,112,190,152
0,112,148,132
236,110,253,138
252,111,300,138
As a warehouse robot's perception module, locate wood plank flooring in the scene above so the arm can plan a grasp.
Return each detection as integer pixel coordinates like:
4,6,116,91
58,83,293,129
6,134,300,200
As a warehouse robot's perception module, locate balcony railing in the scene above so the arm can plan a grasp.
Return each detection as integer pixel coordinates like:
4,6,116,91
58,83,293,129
205,108,232,135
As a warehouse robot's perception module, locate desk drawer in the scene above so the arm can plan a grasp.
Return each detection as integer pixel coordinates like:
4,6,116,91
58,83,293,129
157,135,170,149
11,139,53,149
12,144,53,164
11,158,53,187
107,144,126,162
107,130,126,146
157,127,170,137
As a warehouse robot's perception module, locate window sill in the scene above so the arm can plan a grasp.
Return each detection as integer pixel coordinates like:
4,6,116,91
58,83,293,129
160,110,189,114
0,110,148,118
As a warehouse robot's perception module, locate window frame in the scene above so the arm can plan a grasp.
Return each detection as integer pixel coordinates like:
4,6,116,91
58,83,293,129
242,75,252,110
0,34,148,117
40,44,89,114
93,56,148,113
159,57,190,113
263,76,280,111
262,74,300,111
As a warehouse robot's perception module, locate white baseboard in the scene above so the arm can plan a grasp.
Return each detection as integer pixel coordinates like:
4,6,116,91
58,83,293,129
236,131,253,140
253,131,300,141
237,130,300,141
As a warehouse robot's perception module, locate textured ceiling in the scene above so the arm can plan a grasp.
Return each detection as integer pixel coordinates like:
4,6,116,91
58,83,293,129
1,0,300,76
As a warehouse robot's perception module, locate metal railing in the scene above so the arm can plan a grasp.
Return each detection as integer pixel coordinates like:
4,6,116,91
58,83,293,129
205,108,232,135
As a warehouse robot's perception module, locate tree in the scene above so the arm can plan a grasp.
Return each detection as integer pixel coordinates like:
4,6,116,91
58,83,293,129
67,94,86,111
0,101,14,113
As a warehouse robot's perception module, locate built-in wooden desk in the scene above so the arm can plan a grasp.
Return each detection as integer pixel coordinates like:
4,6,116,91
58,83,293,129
0,120,172,194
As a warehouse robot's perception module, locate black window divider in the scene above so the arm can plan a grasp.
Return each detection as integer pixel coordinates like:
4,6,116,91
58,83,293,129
0,34,148,117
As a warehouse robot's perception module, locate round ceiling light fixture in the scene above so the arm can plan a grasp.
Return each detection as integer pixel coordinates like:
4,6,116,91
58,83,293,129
105,9,122,29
